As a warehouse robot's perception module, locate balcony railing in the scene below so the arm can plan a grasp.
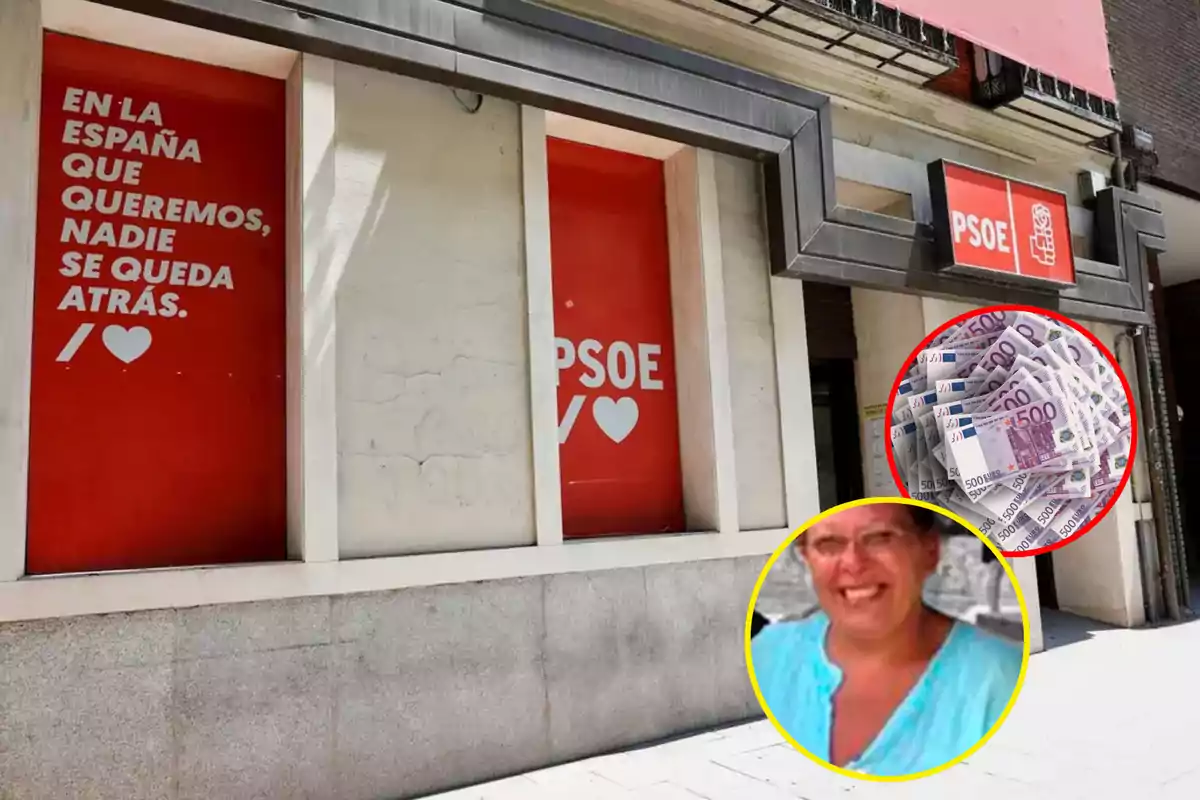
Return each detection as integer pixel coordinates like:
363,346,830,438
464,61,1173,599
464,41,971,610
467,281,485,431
690,0,959,83
685,0,1120,144
972,47,1121,143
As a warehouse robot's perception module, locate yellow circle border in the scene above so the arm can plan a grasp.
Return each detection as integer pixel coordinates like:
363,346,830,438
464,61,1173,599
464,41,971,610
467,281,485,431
743,496,1031,782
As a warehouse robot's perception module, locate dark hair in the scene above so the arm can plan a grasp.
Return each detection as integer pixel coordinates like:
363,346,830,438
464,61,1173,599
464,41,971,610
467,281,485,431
904,505,938,534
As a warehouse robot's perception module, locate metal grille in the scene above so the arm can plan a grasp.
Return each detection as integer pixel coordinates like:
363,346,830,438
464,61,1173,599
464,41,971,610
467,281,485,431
688,1,959,85
1022,65,1121,125
1130,322,1190,620
788,0,959,59
1142,322,1191,610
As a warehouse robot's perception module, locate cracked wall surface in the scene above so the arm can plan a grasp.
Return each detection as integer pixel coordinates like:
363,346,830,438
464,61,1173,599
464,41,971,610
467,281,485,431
333,64,535,557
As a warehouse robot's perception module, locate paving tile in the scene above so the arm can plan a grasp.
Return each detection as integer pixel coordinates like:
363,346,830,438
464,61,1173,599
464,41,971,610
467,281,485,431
629,783,709,799
710,744,857,798
585,750,677,790
654,758,801,800
1160,769,1200,800
421,787,488,800
966,742,1160,798
848,766,1056,800
700,724,787,753
522,766,629,799
472,775,550,800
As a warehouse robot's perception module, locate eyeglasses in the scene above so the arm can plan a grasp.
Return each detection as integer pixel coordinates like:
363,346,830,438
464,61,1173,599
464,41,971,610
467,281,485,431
802,529,913,561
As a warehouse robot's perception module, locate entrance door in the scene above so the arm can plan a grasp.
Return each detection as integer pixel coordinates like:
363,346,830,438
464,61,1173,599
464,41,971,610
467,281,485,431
1035,552,1059,610
1153,259,1195,608
810,359,865,508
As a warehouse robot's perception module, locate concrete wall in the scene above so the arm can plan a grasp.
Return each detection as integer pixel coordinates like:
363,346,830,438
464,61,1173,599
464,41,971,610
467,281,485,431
0,558,763,800
332,65,535,557
664,146,730,533
850,287,924,497
1050,321,1147,627
0,0,38,583
715,154,787,531
851,288,925,406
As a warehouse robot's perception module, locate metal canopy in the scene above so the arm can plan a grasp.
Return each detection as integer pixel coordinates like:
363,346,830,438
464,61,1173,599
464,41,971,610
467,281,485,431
100,0,1164,324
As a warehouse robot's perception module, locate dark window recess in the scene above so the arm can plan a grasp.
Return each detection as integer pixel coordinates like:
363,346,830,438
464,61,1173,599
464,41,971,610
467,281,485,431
1162,275,1200,578
803,282,857,361
805,282,861,510
810,360,864,510
1036,552,1059,610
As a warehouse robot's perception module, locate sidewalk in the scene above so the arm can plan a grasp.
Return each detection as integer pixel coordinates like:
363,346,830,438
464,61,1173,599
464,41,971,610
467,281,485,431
424,609,1200,800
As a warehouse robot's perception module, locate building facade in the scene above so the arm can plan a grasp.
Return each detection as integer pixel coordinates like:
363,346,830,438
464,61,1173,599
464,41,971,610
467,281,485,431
0,0,1170,797
1103,0,1200,599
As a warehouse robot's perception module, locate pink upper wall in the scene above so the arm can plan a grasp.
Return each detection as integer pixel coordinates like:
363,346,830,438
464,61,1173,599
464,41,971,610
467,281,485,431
891,0,1116,100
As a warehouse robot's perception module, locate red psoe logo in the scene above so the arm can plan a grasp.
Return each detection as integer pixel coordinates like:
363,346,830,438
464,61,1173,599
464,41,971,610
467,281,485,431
929,160,1076,288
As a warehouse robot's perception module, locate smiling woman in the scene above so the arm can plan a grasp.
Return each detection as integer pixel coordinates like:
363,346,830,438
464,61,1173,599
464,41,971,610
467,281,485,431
746,499,1027,780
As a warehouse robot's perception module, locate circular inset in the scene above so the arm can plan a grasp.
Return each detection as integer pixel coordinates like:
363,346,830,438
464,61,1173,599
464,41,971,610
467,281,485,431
745,497,1029,781
885,305,1136,557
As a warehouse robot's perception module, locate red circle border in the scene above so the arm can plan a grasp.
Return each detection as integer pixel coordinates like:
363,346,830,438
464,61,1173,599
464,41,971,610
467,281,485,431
883,304,1138,558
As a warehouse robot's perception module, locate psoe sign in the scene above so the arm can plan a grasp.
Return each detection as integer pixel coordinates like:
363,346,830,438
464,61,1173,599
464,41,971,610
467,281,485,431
928,160,1076,288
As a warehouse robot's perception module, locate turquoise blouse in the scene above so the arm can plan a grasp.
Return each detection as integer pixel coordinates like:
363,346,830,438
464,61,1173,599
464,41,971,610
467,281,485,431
750,612,1023,777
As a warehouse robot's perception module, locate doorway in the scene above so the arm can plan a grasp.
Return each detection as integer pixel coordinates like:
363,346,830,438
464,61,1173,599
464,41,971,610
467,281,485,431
1035,552,1059,610
1155,262,1198,590
810,360,865,508
804,282,864,509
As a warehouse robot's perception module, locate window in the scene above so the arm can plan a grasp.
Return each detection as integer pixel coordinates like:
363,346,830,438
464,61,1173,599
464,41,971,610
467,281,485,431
25,32,287,573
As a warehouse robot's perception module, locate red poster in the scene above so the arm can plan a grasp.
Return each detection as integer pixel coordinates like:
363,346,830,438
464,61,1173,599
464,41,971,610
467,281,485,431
26,33,287,574
547,138,685,538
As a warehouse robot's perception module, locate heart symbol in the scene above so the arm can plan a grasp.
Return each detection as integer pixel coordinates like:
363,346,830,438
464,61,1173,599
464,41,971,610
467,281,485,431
592,396,639,443
102,325,152,364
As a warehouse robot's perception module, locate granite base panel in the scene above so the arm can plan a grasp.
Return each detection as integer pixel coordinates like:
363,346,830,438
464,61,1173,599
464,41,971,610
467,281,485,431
0,555,767,800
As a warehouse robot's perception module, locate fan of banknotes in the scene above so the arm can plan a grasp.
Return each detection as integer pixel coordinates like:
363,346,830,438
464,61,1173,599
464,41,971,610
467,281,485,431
889,309,1133,554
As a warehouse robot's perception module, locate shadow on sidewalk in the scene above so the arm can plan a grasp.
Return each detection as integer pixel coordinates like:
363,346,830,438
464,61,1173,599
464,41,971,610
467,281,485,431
1040,607,1119,650
1041,590,1200,652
